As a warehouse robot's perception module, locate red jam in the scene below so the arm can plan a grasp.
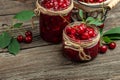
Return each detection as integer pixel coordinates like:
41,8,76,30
63,22,100,62
39,0,72,43
78,0,106,3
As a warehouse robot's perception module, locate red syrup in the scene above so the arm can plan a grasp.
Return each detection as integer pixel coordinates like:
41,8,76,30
62,22,100,62
39,0,72,43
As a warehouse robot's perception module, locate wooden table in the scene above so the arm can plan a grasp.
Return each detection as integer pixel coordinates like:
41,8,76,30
0,0,120,80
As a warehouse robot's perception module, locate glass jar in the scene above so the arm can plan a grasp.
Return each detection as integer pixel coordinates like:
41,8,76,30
35,0,73,43
62,22,100,62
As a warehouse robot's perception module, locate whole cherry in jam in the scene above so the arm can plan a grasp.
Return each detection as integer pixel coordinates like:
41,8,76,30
79,0,106,3
66,23,97,40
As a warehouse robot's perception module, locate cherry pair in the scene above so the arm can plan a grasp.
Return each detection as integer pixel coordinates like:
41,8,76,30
17,31,33,43
99,42,116,53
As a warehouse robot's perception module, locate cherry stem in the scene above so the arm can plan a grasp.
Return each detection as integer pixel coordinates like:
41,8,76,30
59,15,70,24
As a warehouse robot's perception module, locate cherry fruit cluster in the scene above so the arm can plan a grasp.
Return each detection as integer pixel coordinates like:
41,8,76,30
66,23,97,41
17,31,33,43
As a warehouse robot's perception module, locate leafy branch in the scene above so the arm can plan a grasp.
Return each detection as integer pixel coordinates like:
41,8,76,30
0,10,35,55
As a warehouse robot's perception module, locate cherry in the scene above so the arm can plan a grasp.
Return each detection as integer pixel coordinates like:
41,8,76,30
25,36,32,43
98,23,104,29
25,30,32,37
17,35,24,43
89,0,95,3
88,30,95,37
99,45,108,53
79,0,106,3
108,42,116,49
71,28,76,35
97,0,105,3
41,0,70,10
81,32,90,40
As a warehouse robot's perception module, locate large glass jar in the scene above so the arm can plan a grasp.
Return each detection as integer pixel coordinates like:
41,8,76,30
62,22,100,62
35,0,73,43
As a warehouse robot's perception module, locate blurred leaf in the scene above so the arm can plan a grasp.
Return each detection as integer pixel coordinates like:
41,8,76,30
103,36,112,44
14,10,35,21
8,38,20,55
103,27,120,36
0,32,12,48
14,23,23,28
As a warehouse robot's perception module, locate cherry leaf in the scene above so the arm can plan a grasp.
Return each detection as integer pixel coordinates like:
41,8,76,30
79,9,83,19
103,27,120,36
14,10,35,21
8,38,20,55
14,23,23,28
103,36,112,44
0,32,12,48
86,17,95,22
104,34,120,40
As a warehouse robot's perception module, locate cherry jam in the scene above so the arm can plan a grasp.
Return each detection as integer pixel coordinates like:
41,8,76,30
63,22,100,62
39,0,72,43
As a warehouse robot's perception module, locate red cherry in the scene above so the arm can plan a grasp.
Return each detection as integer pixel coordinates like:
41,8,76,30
97,0,105,3
71,28,76,35
77,26,85,34
25,36,32,43
81,32,90,40
109,42,116,49
66,27,72,35
17,35,24,43
89,0,95,3
99,45,108,53
88,30,95,37
25,31,32,37
98,24,104,29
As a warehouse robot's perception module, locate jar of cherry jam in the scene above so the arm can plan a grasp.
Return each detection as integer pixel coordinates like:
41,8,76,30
34,0,73,43
62,22,100,62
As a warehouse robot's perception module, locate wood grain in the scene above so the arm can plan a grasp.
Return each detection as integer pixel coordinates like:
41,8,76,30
0,0,120,80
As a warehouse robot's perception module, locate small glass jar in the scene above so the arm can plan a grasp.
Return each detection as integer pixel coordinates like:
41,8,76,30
36,0,73,43
62,22,100,62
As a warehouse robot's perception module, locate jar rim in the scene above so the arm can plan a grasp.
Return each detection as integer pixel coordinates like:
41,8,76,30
39,0,72,11
63,22,100,44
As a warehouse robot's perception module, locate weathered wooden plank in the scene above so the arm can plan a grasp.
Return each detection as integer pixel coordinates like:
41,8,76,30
0,0,35,15
0,41,119,80
0,1,119,80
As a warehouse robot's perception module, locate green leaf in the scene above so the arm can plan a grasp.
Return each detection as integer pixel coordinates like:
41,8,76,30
109,37,120,40
103,27,120,36
86,17,95,22
8,38,20,55
79,9,83,19
104,34,120,40
14,10,35,21
89,20,103,26
103,36,112,44
0,32,12,48
14,23,23,28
